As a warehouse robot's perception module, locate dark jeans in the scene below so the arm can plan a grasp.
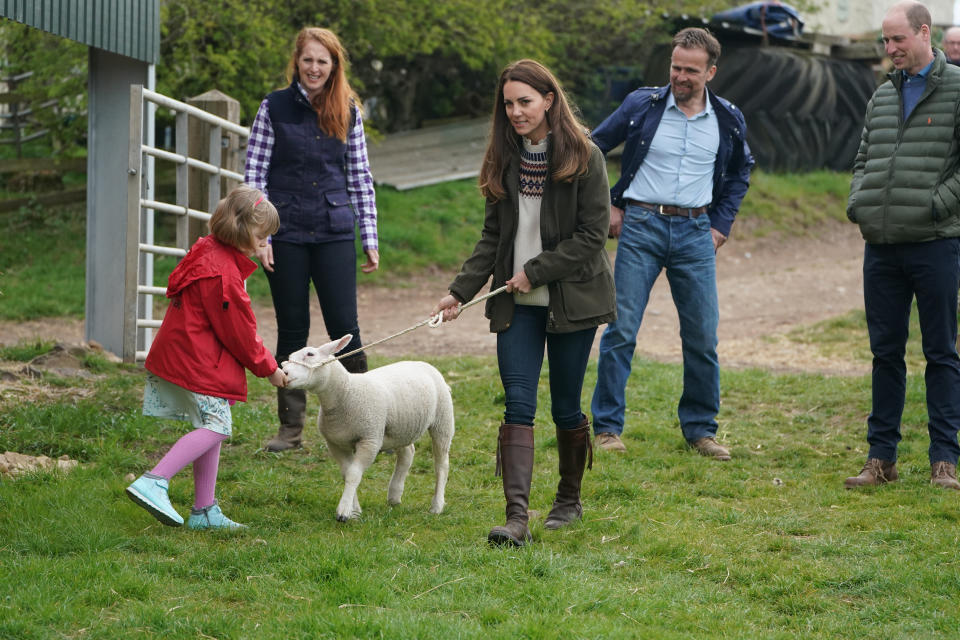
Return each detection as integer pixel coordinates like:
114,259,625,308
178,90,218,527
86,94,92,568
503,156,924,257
863,238,960,465
496,304,597,430
265,240,362,362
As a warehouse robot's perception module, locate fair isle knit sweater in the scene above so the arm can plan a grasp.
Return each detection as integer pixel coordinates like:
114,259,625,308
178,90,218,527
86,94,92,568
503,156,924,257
513,136,549,306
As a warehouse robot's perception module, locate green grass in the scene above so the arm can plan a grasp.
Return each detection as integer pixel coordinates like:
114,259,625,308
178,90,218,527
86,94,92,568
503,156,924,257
788,302,952,373
736,170,851,236
1,347,958,638
0,202,87,320
0,170,853,319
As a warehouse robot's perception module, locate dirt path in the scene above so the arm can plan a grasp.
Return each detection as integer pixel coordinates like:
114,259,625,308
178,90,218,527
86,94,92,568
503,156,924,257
0,221,869,376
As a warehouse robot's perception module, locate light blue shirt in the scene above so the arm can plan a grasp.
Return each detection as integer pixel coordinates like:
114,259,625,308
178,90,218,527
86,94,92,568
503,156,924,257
622,90,720,208
901,57,934,120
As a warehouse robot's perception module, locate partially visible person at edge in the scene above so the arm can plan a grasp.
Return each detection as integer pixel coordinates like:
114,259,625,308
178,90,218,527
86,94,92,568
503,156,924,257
588,27,753,460
942,25,960,64
845,0,960,491
245,27,379,453
433,59,616,547
126,186,288,530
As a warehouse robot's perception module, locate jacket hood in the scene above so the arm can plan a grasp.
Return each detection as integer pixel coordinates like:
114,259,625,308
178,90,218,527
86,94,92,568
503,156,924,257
166,235,257,297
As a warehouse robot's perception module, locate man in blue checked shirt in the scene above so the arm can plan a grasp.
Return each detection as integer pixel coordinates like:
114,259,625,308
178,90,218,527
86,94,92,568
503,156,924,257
589,27,754,460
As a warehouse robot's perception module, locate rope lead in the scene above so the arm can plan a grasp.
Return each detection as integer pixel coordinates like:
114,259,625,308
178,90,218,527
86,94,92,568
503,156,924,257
329,285,509,364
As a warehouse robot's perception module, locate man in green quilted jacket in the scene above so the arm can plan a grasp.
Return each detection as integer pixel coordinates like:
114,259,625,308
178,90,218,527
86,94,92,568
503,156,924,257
846,0,960,491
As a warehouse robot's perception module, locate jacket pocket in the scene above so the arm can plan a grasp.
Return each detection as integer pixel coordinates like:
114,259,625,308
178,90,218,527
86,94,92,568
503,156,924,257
269,192,298,232
558,267,616,323
325,190,355,233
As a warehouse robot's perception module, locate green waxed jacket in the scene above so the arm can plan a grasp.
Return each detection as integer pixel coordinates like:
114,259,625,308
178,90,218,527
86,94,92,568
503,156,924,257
848,50,960,244
449,140,616,334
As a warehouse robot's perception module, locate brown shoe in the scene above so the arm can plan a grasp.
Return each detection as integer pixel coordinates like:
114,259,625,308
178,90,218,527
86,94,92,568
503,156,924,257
691,437,731,461
595,432,627,452
844,458,898,488
931,461,960,490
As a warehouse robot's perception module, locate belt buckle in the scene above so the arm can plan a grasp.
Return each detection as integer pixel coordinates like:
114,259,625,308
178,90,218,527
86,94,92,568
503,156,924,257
657,204,666,215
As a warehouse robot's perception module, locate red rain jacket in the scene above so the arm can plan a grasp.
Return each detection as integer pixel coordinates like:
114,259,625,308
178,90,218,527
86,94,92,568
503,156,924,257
144,235,277,401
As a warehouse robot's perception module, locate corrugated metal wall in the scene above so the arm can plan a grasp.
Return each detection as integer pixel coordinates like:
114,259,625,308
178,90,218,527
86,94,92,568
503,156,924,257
0,0,159,63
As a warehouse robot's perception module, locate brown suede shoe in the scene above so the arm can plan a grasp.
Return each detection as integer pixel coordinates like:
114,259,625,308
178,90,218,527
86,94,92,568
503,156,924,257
595,432,627,452
691,437,731,461
931,461,960,490
844,458,898,488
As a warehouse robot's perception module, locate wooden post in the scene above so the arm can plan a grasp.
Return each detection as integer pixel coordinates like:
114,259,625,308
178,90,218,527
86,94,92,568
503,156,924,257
186,90,241,244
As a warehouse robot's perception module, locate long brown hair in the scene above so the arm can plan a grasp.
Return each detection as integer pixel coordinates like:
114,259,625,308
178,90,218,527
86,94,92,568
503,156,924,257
478,59,592,202
285,27,359,142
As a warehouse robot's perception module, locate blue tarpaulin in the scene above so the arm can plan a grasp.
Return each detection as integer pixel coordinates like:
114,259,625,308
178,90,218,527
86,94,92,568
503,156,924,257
711,2,804,39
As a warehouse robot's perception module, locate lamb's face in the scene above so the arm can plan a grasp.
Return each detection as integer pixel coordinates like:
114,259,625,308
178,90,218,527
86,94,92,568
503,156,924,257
281,346,334,389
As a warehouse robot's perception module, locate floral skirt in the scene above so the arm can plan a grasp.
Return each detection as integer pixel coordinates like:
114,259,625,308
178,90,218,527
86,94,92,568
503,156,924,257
142,373,233,436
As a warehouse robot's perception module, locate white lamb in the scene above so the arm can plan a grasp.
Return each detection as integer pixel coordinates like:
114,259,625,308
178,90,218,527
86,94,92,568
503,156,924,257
282,335,454,521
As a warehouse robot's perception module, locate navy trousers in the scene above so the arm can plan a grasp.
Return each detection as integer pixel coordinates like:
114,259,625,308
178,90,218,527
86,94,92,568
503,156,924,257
265,239,362,362
863,238,960,464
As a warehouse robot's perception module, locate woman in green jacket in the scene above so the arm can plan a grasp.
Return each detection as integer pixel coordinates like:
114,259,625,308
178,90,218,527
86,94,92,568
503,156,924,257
434,59,616,547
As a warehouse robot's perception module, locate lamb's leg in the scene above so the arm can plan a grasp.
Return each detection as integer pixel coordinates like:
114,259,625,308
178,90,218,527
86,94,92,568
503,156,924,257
325,442,362,521
387,444,415,505
428,414,454,514
335,439,379,522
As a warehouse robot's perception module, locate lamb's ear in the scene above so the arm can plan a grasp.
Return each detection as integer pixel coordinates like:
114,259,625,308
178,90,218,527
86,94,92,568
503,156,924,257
319,334,354,357
334,334,353,353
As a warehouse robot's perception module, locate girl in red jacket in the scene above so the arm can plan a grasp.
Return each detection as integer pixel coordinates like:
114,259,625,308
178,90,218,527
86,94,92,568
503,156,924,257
126,185,288,530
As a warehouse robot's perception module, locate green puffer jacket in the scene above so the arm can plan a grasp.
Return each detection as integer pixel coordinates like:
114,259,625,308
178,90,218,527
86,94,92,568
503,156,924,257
847,50,960,244
449,140,616,334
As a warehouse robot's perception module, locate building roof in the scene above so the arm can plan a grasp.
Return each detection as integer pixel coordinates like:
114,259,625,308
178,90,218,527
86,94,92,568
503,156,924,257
0,0,159,63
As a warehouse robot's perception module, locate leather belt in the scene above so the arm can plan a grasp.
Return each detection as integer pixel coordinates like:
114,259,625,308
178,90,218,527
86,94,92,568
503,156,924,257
624,199,708,217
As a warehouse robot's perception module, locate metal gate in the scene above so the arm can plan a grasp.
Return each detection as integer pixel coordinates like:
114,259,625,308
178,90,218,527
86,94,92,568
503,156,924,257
124,84,249,362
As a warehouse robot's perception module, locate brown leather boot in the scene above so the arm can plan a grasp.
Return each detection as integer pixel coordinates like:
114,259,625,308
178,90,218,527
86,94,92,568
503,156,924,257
265,387,306,452
339,351,368,374
544,419,593,530
691,436,731,461
931,461,960,490
844,458,898,488
488,424,534,547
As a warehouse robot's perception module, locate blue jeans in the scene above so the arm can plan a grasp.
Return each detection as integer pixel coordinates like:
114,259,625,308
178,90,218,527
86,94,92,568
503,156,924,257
496,305,597,429
591,204,720,442
863,238,960,465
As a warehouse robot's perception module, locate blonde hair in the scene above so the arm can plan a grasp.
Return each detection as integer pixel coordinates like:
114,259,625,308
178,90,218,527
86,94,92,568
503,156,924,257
208,185,280,253
286,27,360,142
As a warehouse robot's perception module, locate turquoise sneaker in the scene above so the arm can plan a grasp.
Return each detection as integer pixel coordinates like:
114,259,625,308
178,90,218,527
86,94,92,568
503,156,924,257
187,502,247,530
126,473,183,526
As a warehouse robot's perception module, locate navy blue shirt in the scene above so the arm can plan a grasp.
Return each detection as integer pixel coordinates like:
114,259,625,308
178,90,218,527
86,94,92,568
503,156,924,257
902,58,935,120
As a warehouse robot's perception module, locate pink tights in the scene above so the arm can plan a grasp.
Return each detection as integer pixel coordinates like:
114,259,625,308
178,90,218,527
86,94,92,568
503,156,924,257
150,428,229,509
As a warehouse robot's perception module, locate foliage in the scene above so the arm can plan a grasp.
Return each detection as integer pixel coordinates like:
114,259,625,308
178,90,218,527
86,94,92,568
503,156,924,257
155,0,754,133
158,0,549,132
1,342,959,637
0,19,87,157
4,0,831,142
158,0,289,122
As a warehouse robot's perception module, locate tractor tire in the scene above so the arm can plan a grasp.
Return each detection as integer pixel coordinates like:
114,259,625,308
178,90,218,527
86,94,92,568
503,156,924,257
643,44,878,172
